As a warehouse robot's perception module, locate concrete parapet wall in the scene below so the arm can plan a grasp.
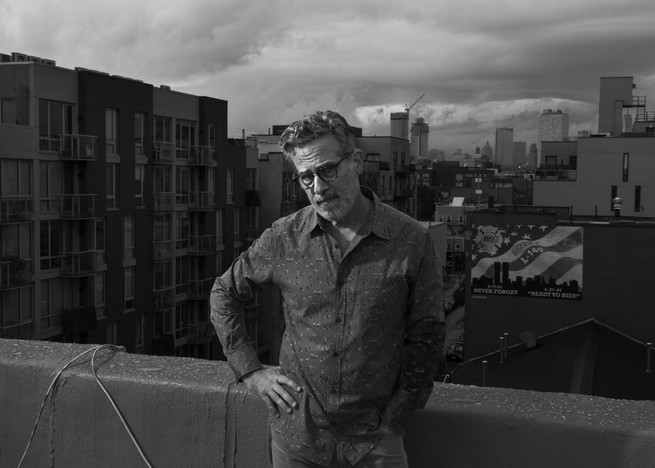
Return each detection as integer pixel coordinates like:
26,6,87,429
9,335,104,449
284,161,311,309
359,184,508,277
2,339,655,467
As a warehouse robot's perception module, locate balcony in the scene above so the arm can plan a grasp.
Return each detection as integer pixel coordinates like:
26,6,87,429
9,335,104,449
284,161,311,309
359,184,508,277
188,277,214,300
188,191,215,211
60,250,106,277
0,321,32,339
152,193,174,212
60,194,97,219
534,167,577,181
3,339,655,467
0,257,32,289
188,146,216,166
153,287,175,311
151,142,175,164
0,196,32,223
152,240,175,261
187,321,215,344
188,235,214,255
59,134,97,161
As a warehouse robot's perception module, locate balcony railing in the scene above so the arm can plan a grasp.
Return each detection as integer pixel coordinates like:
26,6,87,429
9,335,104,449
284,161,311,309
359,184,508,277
59,134,97,161
534,168,577,181
153,287,175,311
151,142,175,164
0,196,32,223
187,321,215,344
60,194,97,219
188,278,214,300
0,258,32,289
188,191,215,211
188,146,216,166
152,240,175,261
60,250,106,277
189,235,214,255
152,193,174,212
0,320,32,339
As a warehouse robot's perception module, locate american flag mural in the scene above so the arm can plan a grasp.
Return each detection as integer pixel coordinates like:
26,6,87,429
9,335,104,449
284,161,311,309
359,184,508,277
470,224,583,300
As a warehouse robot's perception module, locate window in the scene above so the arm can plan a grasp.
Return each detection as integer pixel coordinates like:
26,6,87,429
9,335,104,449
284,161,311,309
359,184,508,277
216,209,224,244
226,168,234,203
107,321,120,345
95,273,106,319
610,185,617,211
208,123,216,149
153,165,172,193
154,308,171,336
175,257,188,295
40,221,62,270
234,208,240,239
175,211,189,249
176,166,189,205
106,109,118,155
124,216,134,260
134,113,145,156
3,286,33,335
246,168,257,190
153,213,172,243
154,116,172,142
39,100,73,151
95,219,105,252
124,267,135,310
623,153,629,182
635,186,642,212
135,314,144,354
175,120,196,160
1,99,16,124
40,161,62,212
135,164,146,207
106,164,118,208
175,302,189,340
216,250,224,274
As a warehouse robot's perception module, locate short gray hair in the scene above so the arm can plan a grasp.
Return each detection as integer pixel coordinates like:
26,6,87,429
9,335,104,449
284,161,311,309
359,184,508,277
279,110,358,160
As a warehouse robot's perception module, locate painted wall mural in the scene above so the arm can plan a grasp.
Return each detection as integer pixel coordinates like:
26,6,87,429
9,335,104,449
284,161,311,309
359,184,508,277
470,224,583,300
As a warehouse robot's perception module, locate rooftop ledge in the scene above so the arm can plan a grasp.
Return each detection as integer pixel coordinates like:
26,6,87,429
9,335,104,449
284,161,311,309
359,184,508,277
2,339,655,468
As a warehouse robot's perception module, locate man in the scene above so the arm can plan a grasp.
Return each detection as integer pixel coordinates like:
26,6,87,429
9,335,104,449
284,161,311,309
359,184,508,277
210,110,444,467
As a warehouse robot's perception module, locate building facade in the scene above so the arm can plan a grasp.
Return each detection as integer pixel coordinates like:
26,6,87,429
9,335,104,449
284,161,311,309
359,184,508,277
534,77,655,218
538,109,569,166
494,128,513,167
410,117,429,157
0,53,256,360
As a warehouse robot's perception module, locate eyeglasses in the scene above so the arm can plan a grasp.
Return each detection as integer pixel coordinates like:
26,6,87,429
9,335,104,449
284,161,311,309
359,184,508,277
293,156,348,189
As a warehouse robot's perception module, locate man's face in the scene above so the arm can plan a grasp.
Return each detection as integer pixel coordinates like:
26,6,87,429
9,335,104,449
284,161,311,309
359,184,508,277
291,135,361,223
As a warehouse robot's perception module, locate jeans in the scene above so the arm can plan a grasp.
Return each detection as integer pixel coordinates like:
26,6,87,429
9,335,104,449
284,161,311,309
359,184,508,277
271,435,409,468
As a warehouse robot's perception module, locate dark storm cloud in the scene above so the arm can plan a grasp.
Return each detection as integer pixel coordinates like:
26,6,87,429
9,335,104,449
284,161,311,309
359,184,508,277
3,0,655,155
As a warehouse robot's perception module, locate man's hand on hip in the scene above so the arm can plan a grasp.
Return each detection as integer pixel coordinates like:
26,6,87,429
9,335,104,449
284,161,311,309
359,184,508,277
242,368,303,418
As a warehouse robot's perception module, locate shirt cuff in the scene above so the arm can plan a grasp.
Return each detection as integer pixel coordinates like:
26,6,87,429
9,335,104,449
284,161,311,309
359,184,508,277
227,344,263,381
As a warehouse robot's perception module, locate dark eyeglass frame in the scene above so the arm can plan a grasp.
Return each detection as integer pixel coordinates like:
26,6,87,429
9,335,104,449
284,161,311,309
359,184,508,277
293,154,349,189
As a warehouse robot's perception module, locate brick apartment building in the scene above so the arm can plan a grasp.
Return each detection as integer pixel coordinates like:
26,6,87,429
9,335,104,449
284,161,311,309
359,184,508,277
0,52,262,360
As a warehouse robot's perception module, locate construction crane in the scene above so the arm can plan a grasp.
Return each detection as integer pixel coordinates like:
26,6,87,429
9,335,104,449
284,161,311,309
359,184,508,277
405,94,425,117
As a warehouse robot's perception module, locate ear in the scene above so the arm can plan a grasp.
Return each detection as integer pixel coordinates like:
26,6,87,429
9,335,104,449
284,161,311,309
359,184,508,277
350,149,364,175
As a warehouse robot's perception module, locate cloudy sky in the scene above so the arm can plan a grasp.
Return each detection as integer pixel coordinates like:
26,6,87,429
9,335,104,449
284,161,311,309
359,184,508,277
3,0,655,156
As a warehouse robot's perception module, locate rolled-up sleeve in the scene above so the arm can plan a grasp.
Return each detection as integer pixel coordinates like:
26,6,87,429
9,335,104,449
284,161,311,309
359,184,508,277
210,229,276,380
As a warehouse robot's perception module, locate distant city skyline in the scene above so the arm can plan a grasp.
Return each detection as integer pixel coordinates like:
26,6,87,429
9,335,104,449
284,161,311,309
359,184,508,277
3,0,655,155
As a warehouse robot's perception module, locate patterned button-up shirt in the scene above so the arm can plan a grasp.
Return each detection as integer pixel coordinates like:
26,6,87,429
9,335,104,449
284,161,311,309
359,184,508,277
210,188,445,466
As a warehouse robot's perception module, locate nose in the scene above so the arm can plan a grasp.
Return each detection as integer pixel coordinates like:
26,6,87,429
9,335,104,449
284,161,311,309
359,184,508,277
312,174,329,194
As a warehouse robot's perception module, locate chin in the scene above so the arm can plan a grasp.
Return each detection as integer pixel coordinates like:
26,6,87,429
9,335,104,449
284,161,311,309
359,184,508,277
315,200,352,223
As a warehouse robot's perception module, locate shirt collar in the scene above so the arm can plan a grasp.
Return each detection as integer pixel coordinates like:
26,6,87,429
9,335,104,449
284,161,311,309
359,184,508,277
300,186,394,240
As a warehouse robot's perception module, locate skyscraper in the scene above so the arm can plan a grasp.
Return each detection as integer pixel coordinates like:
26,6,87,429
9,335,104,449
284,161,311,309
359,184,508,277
390,112,409,140
513,141,527,167
494,128,513,167
538,109,569,166
410,117,429,157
